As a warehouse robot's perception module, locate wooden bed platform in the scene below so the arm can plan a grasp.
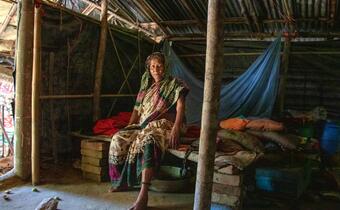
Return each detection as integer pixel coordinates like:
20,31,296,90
71,131,245,209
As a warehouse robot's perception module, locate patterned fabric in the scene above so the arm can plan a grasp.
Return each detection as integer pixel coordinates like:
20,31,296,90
134,71,188,128
109,119,173,188
108,70,188,189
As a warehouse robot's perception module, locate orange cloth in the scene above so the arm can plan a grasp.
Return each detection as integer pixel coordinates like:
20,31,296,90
219,118,250,131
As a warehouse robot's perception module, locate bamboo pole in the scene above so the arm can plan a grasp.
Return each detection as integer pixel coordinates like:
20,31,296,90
1,105,4,157
93,0,108,122
178,51,340,58
278,37,291,113
48,53,58,164
40,94,136,99
32,3,42,185
194,1,225,209
15,0,34,180
0,118,13,154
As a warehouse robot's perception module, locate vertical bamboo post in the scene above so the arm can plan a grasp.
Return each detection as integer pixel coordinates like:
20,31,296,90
93,0,108,122
15,0,34,180
278,37,291,113
194,1,225,210
1,105,4,158
49,52,58,164
32,3,42,185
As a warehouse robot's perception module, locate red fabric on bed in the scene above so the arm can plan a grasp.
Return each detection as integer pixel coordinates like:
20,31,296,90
93,112,132,136
184,125,201,138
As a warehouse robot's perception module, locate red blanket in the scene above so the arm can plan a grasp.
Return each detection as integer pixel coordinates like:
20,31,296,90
92,112,132,136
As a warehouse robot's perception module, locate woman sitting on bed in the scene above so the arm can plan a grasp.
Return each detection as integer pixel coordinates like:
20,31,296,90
108,52,189,210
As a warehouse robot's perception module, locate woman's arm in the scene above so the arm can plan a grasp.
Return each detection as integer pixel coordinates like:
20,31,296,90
170,95,185,149
128,109,140,125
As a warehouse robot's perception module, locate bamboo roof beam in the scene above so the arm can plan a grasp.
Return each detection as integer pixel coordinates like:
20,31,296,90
159,17,329,26
282,0,296,34
329,0,337,28
160,18,246,26
238,0,254,32
0,3,17,37
81,4,95,15
135,0,169,36
1,0,17,3
81,0,157,39
167,31,340,41
178,51,340,58
247,0,262,33
160,20,198,26
180,0,206,34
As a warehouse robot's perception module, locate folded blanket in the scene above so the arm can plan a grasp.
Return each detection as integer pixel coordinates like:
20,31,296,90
217,129,264,154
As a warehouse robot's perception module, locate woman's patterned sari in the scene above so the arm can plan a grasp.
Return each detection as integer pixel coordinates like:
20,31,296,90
109,71,188,189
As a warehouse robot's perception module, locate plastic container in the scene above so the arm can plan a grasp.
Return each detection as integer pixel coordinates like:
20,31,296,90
298,124,314,138
320,122,340,155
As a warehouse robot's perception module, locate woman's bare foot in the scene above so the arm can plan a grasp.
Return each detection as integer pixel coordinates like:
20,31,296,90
108,186,128,193
128,195,148,210
129,185,148,210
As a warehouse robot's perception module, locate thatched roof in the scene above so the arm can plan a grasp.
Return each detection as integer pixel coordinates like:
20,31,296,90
56,0,340,41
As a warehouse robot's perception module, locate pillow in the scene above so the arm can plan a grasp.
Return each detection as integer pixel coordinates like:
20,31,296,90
246,119,284,131
219,118,249,131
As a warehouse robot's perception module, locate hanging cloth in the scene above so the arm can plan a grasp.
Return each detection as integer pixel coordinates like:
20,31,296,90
164,37,282,124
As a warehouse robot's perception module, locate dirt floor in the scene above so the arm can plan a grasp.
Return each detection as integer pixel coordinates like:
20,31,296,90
1,163,340,210
0,163,194,210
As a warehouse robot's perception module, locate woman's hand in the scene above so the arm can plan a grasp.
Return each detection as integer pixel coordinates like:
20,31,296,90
169,95,185,149
170,125,180,149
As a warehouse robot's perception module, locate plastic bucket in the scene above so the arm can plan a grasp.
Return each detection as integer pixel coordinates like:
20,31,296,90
320,122,340,155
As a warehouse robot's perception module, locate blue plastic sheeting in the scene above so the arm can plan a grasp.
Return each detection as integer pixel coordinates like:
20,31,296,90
164,37,281,124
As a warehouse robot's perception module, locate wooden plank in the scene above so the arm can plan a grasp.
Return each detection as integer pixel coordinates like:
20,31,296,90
81,140,110,151
83,171,109,182
81,149,107,158
214,164,240,175
70,132,111,142
82,156,108,167
213,173,242,186
81,163,107,175
212,183,242,197
211,192,241,207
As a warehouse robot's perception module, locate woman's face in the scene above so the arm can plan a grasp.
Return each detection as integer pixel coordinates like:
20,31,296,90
149,58,164,83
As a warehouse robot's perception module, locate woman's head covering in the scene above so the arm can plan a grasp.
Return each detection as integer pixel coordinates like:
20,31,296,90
134,52,189,127
140,52,170,92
